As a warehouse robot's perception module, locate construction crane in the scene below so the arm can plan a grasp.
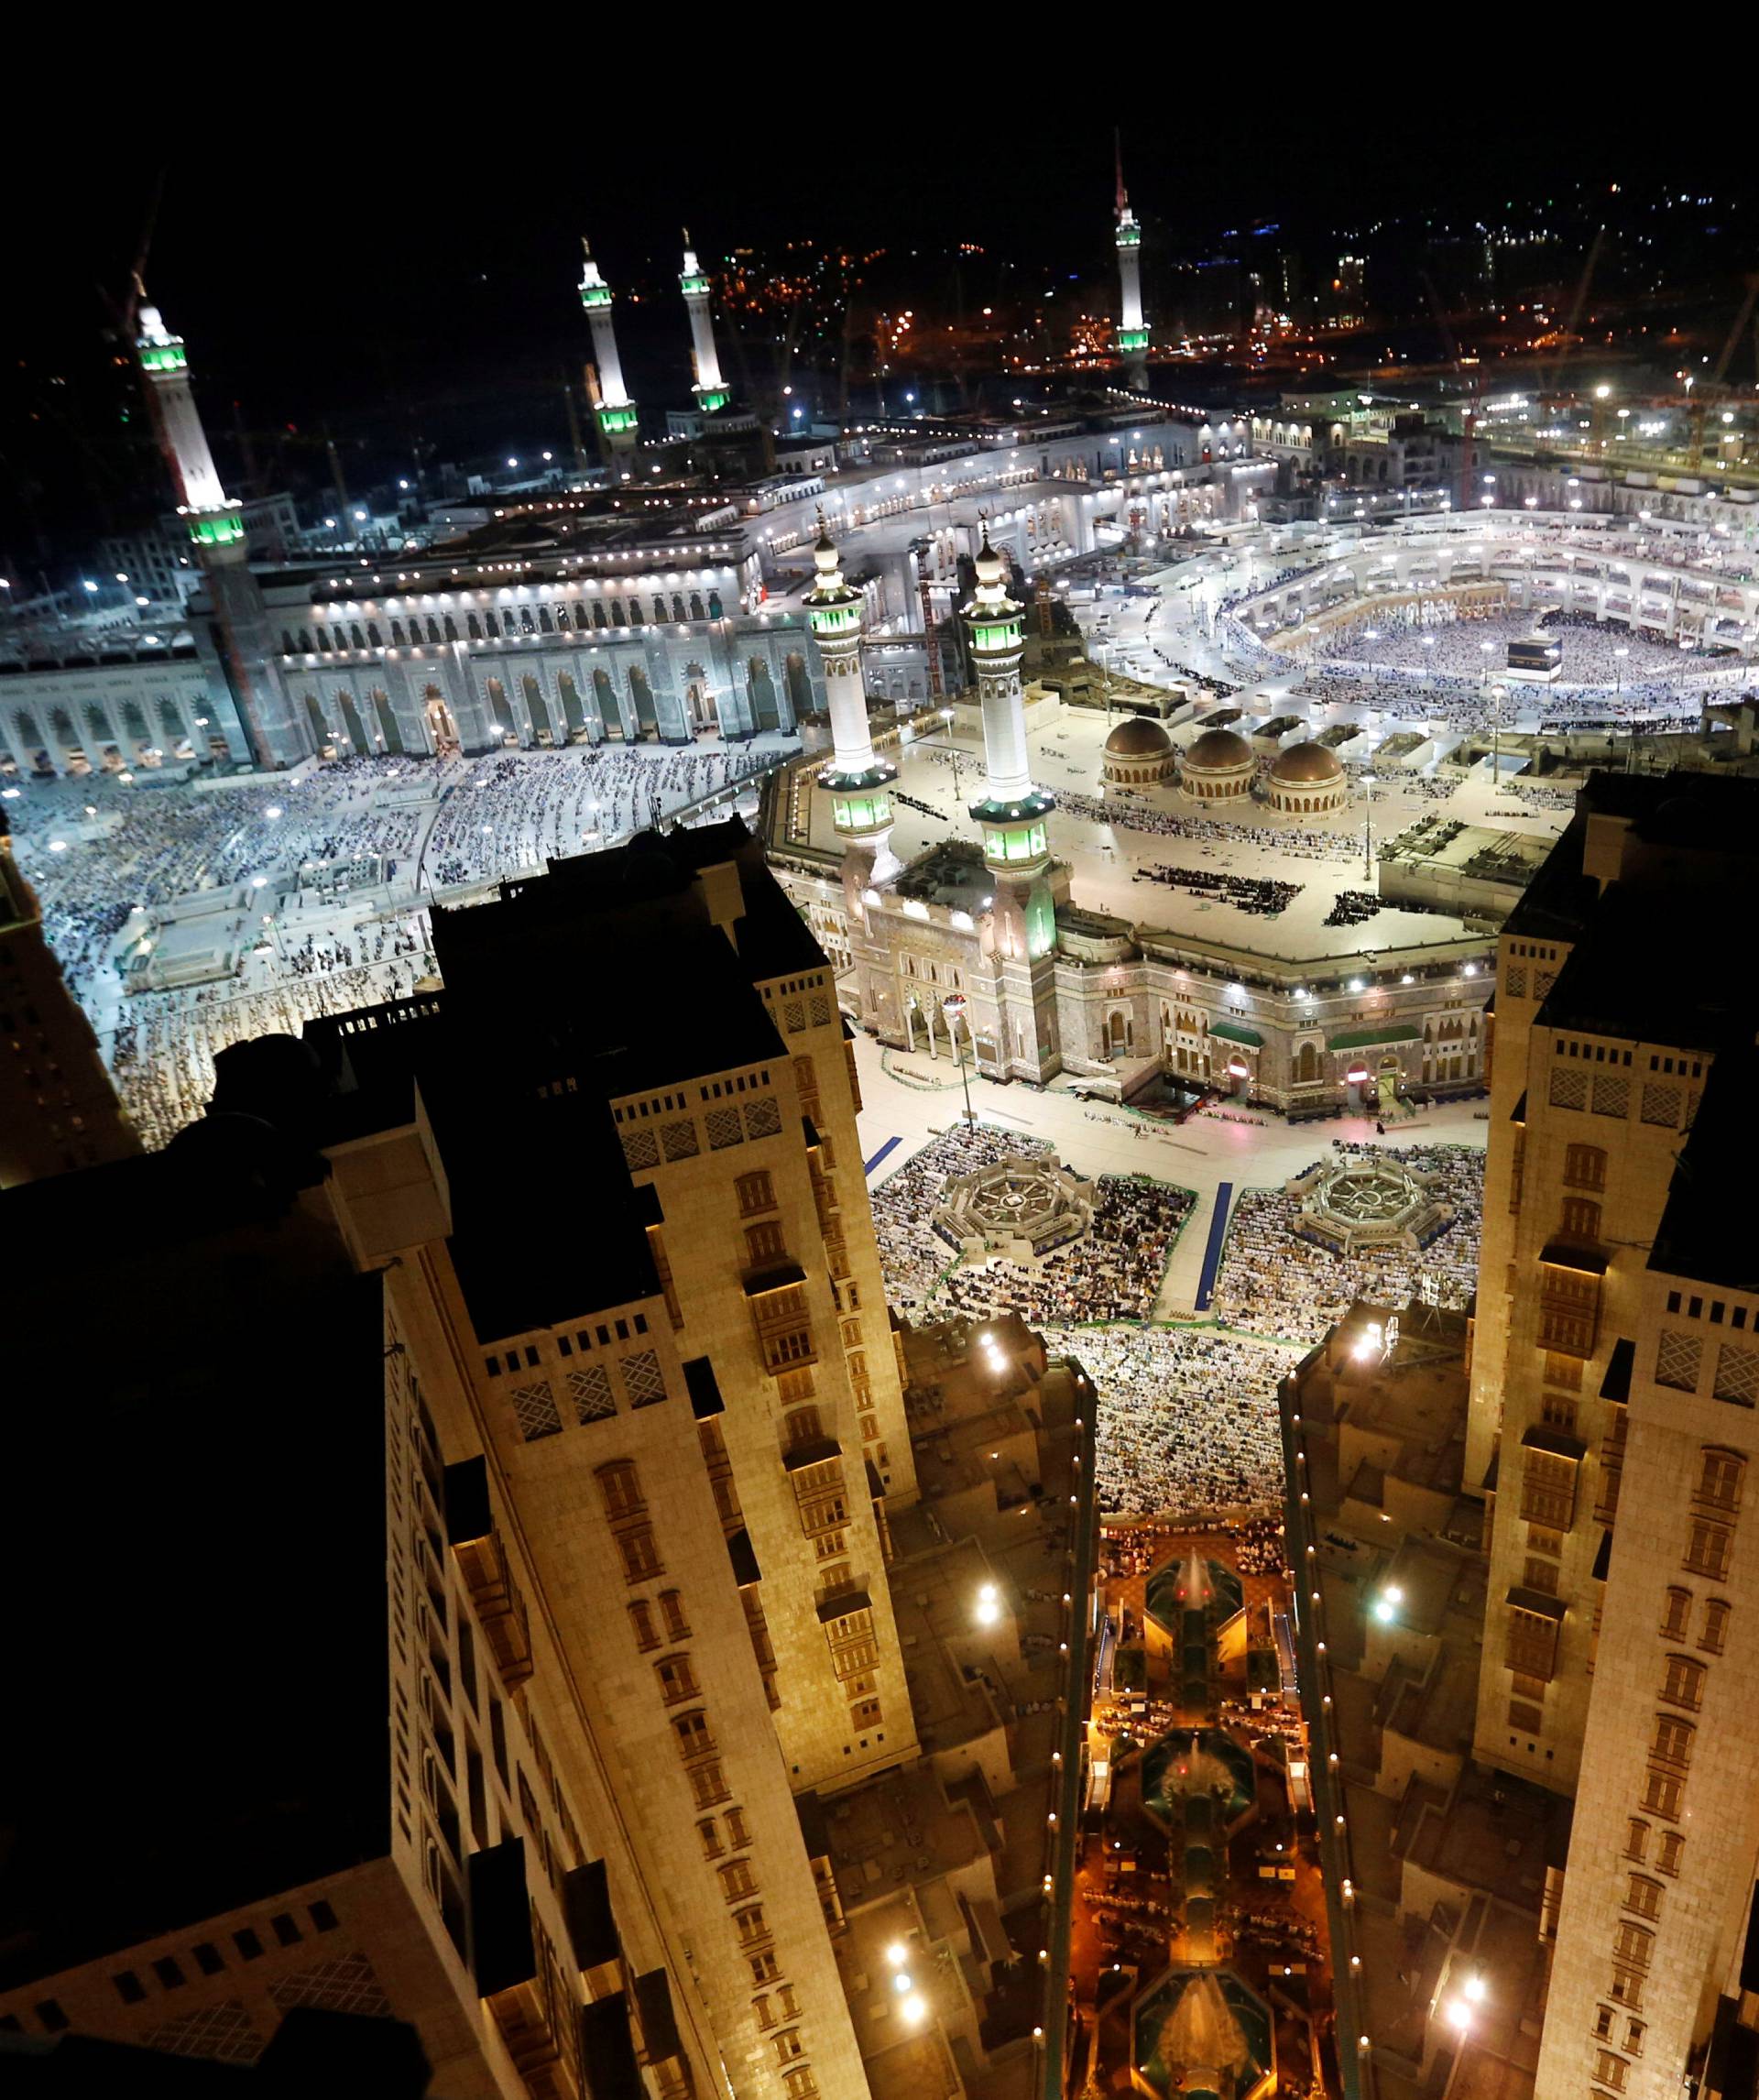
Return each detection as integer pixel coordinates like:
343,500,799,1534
1422,274,1478,510
1686,274,1759,471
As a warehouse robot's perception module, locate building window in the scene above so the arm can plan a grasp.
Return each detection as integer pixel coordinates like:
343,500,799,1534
736,1170,776,1216
660,1590,690,1640
656,1656,699,1704
629,1600,659,1650
1656,1832,1685,1877
1559,1197,1601,1243
697,1819,725,1860
1660,1654,1705,1711
1639,1766,1683,1819
1595,2049,1629,2092
718,1858,759,1902
1650,1714,1694,1772
1612,1921,1653,1971
1660,1588,1692,1640
1623,1876,1663,1922
1696,1447,1745,1515
618,1527,662,1581
672,1710,714,1760
1684,1518,1732,1581
1622,1820,1648,1863
1609,1965,1644,2010
596,1460,645,1520
746,1220,786,1263
1699,1598,1731,1655
1563,1143,1606,1190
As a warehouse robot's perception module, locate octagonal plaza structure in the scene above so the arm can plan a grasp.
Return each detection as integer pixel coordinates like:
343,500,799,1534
1131,1966,1274,2100
1140,1727,1257,1832
1142,1554,1248,1706
1288,1152,1449,1259
930,1149,1096,1265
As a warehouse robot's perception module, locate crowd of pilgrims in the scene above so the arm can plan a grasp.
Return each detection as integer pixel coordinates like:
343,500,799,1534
1208,1140,1484,1345
6,740,781,1152
1132,861,1300,916
1322,887,1382,927
871,1125,1191,1327
1213,600,1733,738
1055,789,1356,864
869,1125,1289,1522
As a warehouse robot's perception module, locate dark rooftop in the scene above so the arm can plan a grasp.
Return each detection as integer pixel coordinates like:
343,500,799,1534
0,1140,390,1992
1652,1048,1759,1294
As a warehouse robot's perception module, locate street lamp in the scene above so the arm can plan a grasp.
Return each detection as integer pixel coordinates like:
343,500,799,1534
943,992,976,1128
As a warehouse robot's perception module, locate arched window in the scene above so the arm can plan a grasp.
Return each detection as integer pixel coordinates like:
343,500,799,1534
1660,1654,1706,1711
466,614,482,640
1559,1196,1601,1243
428,617,442,644
1697,1448,1745,1515
1650,1713,1694,1772
1624,1875,1664,1921
785,1405,823,1449
389,621,405,645
1563,1143,1606,1191
1700,1597,1731,1655
1660,1587,1692,1639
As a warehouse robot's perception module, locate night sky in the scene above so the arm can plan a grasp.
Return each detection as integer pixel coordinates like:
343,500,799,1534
2,86,1752,559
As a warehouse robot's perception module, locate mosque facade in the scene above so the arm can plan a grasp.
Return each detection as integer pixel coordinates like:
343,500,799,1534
771,528,1494,1116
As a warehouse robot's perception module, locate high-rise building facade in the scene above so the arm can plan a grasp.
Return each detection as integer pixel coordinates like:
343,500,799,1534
1469,773,1759,2100
0,810,138,1186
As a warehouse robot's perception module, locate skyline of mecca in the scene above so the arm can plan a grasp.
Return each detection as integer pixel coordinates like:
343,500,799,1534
2,109,1757,2100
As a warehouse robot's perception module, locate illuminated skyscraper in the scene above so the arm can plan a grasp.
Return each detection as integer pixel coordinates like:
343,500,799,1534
680,233,729,414
1113,144,1149,390
1467,773,1759,2100
135,286,306,768
577,238,639,456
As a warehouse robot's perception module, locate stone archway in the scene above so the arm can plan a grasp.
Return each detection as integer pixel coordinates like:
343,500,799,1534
422,687,459,758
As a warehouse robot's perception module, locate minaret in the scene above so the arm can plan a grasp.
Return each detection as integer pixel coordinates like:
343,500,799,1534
1113,137,1150,392
962,529,1056,958
134,284,306,769
806,515,897,887
679,231,729,414
577,237,639,455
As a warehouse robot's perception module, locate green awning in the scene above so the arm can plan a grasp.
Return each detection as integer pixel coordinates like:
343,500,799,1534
1210,1021,1262,1047
1327,1025,1421,1051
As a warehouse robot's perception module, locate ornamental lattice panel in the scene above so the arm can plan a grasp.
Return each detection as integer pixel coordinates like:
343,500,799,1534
744,1098,781,1140
1655,1333,1702,1393
1592,1076,1630,1119
1714,1343,1759,1408
620,1127,660,1170
706,1108,744,1150
622,1350,667,1408
810,993,832,1025
569,1365,615,1423
144,2001,263,2064
661,1118,699,1160
511,1380,563,1440
269,1952,391,2019
1549,1069,1588,1110
1641,1085,1682,1128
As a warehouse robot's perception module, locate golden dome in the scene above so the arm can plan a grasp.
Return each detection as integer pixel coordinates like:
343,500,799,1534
1270,739,1345,784
1182,727,1253,771
1104,716,1173,758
